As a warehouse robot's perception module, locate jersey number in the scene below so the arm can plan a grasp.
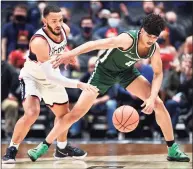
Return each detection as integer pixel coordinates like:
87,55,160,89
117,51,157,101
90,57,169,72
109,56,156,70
125,61,135,67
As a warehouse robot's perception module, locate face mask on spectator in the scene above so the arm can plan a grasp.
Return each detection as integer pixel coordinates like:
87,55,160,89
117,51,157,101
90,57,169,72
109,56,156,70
14,15,27,23
108,18,120,28
63,17,68,23
82,27,92,34
101,17,108,25
167,20,177,27
157,37,166,45
17,44,28,50
91,4,101,13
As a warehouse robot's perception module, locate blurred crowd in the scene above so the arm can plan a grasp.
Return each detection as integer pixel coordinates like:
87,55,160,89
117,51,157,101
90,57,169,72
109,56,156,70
1,1,192,140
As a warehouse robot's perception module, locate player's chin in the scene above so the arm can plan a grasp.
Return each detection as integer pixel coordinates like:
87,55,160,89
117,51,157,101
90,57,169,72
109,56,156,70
55,30,61,34
146,43,153,47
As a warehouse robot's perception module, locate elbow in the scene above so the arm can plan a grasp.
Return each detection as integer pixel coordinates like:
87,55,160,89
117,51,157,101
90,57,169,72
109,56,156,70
154,72,163,78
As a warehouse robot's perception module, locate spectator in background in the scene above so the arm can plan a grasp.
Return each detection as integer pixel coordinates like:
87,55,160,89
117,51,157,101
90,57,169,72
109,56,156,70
120,0,155,27
165,11,186,49
1,61,21,138
2,4,35,61
158,30,177,101
8,49,28,72
158,30,177,72
184,35,193,55
69,57,118,138
94,10,125,39
154,2,165,18
89,0,103,25
93,9,111,32
28,1,48,30
72,16,100,72
164,54,192,128
60,7,80,41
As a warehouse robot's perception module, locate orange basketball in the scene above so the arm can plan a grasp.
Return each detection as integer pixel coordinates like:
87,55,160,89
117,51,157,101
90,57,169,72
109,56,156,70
112,105,139,133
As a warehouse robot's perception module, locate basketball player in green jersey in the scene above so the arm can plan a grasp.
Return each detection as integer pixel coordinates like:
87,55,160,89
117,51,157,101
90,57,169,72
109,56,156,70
28,14,190,162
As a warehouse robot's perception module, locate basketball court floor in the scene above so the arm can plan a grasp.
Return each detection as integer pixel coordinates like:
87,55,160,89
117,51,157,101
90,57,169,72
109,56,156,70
1,141,192,169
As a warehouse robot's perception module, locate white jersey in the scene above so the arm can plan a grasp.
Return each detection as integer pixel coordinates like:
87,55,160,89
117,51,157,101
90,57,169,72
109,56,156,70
20,27,67,86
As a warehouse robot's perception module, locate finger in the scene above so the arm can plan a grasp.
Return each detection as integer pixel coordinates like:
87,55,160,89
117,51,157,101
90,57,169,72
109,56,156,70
89,85,96,93
55,54,61,61
142,105,148,113
64,64,69,70
141,102,146,107
146,107,154,114
90,85,99,93
145,107,152,114
148,107,154,114
93,85,99,92
52,62,56,68
50,60,55,64
53,63,59,69
54,60,61,67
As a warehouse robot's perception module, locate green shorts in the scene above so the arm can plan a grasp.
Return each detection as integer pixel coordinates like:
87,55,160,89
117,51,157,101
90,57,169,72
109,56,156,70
88,64,141,95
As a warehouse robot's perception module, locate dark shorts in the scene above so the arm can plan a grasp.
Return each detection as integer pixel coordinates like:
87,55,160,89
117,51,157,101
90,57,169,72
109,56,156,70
88,63,141,95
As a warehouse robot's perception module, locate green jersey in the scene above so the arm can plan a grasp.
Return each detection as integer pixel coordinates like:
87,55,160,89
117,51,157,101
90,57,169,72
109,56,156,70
89,30,156,95
98,30,156,72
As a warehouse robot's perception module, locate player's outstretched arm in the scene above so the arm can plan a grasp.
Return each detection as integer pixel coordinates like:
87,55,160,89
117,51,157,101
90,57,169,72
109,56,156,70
70,33,133,56
30,37,98,92
52,33,133,68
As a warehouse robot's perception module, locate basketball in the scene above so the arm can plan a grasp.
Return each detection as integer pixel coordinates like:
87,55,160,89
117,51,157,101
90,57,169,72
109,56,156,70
112,105,139,133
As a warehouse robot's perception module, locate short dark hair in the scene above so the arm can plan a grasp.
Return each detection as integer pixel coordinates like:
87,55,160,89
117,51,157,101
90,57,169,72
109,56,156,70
142,13,165,36
80,16,93,25
111,10,121,17
43,5,61,18
14,4,28,12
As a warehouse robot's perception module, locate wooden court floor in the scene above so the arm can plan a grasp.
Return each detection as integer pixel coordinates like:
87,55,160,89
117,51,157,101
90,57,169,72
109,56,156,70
1,143,192,169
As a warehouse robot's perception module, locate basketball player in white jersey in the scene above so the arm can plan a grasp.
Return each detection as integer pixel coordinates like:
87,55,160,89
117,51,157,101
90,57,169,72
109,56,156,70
2,5,98,164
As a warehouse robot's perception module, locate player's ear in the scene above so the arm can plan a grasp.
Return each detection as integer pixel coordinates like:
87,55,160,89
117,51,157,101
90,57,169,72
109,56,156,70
141,28,144,34
42,17,47,26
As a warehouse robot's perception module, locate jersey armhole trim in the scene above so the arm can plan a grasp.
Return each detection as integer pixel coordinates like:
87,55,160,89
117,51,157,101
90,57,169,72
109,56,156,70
149,44,156,58
117,32,135,53
62,26,67,37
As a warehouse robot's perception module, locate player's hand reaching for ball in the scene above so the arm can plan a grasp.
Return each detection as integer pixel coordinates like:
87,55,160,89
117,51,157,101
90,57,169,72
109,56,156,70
141,97,155,114
77,82,99,93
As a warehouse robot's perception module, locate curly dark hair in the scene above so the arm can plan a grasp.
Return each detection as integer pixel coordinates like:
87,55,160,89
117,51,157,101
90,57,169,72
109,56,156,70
141,13,165,36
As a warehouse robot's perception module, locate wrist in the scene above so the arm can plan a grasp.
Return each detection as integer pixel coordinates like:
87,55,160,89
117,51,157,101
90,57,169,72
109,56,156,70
69,50,77,58
77,81,83,89
149,95,157,101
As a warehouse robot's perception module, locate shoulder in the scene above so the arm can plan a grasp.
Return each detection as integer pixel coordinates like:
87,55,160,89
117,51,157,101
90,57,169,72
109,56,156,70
30,36,48,48
2,22,13,29
62,23,70,36
154,42,160,53
118,32,133,42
